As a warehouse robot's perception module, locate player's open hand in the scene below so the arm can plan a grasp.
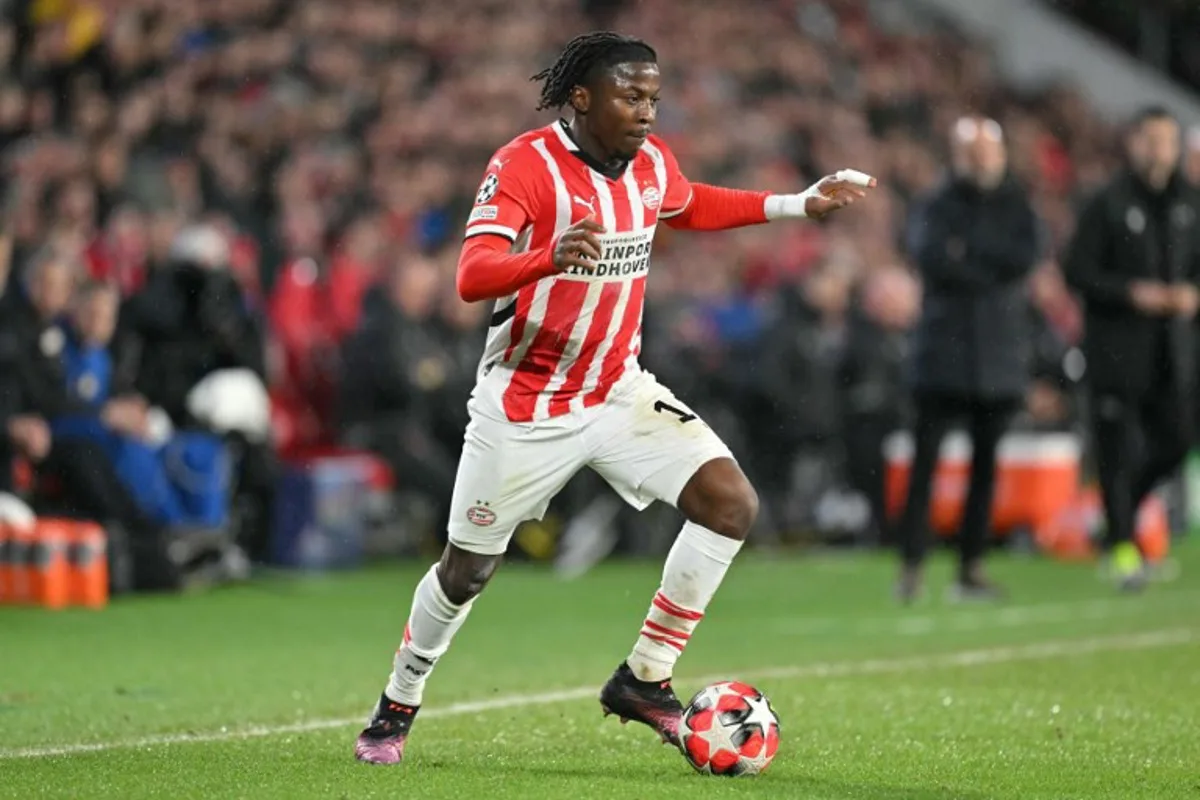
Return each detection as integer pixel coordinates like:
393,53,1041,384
804,169,877,220
553,216,606,272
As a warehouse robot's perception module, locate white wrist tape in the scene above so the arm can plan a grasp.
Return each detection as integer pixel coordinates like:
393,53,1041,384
764,187,819,220
763,169,875,221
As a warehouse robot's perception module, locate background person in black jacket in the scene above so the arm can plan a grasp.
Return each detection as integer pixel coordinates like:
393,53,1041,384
895,116,1040,602
1063,106,1200,591
118,226,267,425
118,224,276,561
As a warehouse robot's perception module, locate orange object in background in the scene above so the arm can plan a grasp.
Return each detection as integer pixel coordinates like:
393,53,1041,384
67,522,108,609
0,522,12,603
29,519,71,609
0,519,109,608
1035,486,1171,563
6,523,35,604
1136,498,1171,562
884,431,1082,536
1032,489,1100,562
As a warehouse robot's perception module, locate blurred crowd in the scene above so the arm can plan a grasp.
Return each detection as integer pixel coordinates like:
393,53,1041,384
4,0,1200,567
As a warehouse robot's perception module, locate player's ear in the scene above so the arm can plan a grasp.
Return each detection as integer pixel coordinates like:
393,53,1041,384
569,85,590,115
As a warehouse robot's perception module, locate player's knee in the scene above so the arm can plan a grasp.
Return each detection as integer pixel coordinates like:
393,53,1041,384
437,562,493,606
682,462,758,541
711,482,758,541
437,546,501,605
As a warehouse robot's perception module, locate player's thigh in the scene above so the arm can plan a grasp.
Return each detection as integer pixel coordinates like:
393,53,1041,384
587,373,735,511
448,413,587,556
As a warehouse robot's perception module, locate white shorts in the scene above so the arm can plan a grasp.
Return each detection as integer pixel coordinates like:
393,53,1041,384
447,371,735,555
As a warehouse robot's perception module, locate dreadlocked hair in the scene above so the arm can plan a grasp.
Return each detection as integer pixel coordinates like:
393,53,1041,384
531,31,657,111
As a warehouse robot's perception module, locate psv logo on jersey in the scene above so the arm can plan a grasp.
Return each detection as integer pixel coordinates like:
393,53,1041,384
641,185,662,210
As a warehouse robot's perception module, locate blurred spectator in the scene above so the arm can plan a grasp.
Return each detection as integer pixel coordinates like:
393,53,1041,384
748,259,854,533
894,116,1041,602
840,264,920,540
0,249,182,589
433,288,490,448
340,255,464,540
265,205,340,452
120,224,265,425
61,278,127,410
1063,106,1200,592
119,224,276,559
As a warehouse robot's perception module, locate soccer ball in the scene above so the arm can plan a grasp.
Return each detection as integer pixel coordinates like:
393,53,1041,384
678,681,780,776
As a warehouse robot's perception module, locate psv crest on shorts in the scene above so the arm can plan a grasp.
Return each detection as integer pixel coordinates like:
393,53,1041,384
466,503,497,527
476,173,499,204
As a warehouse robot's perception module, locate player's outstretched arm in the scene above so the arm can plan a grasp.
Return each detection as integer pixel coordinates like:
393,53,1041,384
455,217,606,303
663,170,876,232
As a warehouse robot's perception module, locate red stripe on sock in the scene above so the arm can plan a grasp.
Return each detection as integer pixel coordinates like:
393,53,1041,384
640,631,686,651
653,592,704,622
643,619,691,641
402,622,412,645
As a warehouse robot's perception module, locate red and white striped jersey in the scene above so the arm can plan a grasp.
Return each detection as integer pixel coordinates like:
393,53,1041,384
463,121,693,424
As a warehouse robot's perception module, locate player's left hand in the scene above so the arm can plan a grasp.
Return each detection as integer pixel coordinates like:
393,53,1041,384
804,169,877,220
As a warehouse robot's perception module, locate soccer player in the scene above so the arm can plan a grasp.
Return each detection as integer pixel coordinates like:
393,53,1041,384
355,31,875,765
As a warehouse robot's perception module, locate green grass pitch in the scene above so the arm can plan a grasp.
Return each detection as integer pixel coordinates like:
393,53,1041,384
1,544,1198,799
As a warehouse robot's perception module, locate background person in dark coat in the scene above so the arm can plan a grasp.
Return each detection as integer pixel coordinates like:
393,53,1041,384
117,224,276,561
1063,106,1200,591
118,225,267,426
895,116,1040,602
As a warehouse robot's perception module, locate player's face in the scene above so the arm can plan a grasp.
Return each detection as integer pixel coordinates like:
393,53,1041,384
589,62,660,161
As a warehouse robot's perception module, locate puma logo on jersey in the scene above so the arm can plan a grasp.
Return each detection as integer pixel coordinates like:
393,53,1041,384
572,195,596,214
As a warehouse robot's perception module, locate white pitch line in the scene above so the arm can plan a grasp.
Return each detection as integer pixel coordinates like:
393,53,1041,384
1,628,1194,761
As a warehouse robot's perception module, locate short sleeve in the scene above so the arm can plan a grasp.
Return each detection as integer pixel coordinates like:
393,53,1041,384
651,137,694,220
464,149,539,242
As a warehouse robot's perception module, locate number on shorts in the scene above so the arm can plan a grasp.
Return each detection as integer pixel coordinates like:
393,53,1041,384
654,400,697,424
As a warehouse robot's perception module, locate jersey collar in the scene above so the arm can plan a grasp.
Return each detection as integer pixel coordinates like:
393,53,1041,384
553,119,630,181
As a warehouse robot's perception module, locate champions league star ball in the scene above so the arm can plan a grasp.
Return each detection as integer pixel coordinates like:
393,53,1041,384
678,681,780,776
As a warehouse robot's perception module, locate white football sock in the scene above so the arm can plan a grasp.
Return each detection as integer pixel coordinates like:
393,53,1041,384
627,522,744,682
385,564,475,707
